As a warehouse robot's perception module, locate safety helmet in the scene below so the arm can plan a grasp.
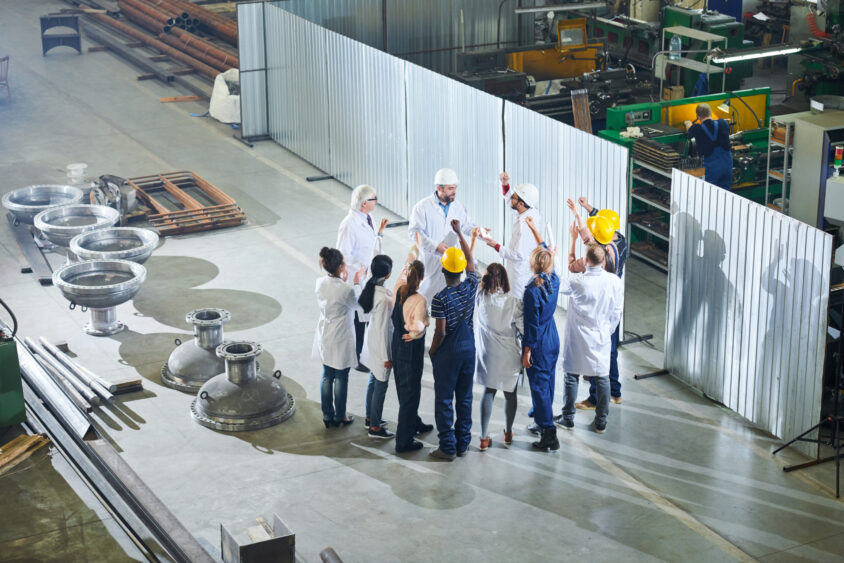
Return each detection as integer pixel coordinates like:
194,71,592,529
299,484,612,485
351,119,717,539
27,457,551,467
587,216,614,245
596,208,620,231
513,183,539,208
441,246,467,273
434,168,459,186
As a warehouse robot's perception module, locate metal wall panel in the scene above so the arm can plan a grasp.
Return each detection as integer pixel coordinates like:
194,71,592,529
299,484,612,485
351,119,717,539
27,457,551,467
405,62,504,266
503,101,629,308
665,170,832,456
238,2,267,138
264,6,331,172
325,31,408,217
272,0,382,47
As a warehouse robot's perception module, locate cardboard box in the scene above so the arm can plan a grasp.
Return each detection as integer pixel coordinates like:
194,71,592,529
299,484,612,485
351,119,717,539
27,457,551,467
663,86,684,101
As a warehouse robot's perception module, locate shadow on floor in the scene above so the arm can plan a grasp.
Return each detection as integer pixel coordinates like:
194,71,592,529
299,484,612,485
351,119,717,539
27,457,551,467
132,256,282,331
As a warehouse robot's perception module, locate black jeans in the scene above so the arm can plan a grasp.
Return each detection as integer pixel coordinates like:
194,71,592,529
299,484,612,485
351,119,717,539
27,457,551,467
354,315,365,362
393,352,424,450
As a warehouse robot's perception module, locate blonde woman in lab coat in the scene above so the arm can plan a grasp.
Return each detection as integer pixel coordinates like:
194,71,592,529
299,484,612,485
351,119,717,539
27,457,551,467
475,263,524,451
359,254,395,439
313,247,365,428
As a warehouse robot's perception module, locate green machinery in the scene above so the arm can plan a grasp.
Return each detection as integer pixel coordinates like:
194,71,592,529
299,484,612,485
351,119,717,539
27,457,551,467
0,339,25,428
598,88,777,269
579,6,754,96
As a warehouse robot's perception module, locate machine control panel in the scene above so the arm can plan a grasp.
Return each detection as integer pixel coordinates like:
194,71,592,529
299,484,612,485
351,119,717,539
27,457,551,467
625,110,652,124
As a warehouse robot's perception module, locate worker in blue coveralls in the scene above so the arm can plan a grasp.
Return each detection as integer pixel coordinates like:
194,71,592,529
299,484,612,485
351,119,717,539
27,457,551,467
428,219,478,461
522,244,561,451
684,103,733,190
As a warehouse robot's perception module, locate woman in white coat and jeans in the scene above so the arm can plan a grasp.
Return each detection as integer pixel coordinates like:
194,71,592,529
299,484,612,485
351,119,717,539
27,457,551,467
475,263,524,450
359,254,395,439
313,247,365,428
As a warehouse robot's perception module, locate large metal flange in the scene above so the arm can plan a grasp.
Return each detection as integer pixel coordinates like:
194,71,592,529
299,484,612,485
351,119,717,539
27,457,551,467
216,341,262,362
186,308,231,327
161,362,205,393
190,391,296,432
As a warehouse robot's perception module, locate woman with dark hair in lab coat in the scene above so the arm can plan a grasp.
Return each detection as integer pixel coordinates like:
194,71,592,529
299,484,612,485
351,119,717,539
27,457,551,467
313,247,366,428
475,263,523,451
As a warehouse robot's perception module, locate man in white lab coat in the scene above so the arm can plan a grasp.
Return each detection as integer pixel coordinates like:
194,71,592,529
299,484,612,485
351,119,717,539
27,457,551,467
480,171,543,300
554,236,624,434
408,168,475,304
336,184,389,371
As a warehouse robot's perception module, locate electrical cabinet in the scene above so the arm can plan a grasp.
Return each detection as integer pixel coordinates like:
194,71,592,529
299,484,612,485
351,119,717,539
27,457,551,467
0,340,25,428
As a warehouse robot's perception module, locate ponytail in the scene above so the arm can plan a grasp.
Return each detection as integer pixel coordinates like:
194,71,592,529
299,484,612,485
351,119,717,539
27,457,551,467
399,260,424,301
358,277,380,313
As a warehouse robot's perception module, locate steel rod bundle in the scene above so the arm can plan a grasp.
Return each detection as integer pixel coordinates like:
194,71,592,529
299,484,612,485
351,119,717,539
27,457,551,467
39,337,115,402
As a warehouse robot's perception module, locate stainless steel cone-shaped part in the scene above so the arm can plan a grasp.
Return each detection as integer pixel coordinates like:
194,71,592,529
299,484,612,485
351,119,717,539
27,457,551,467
161,308,230,393
70,227,159,264
2,184,84,225
191,341,295,431
53,259,147,336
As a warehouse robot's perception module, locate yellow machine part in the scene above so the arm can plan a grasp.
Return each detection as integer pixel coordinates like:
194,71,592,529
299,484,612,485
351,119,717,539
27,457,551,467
661,92,768,134
505,18,600,81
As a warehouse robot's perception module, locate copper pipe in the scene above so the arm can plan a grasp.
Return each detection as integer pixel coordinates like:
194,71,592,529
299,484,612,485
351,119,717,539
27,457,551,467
117,2,166,34
89,13,221,79
118,0,172,25
158,33,232,72
164,0,237,44
169,27,238,67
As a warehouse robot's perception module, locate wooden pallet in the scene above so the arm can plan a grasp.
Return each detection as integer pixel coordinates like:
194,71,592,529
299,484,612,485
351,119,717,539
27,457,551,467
0,434,51,475
126,171,245,236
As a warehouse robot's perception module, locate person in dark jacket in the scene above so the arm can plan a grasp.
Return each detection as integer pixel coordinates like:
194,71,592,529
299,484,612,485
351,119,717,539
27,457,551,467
684,103,733,190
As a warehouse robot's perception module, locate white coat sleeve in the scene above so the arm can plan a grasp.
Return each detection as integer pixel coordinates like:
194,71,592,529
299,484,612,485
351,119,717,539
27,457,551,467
497,221,530,263
373,233,383,257
408,203,438,254
513,297,525,334
557,272,575,296
460,204,475,236
607,278,624,333
336,219,363,273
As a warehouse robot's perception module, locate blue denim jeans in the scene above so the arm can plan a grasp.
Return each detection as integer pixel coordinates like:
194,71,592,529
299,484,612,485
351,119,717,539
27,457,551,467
365,373,389,427
563,373,609,428
321,365,350,422
432,349,474,455
588,325,621,403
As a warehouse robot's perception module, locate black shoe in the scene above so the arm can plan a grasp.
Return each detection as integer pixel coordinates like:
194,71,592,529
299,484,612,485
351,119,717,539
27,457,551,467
553,414,574,431
337,416,355,426
354,363,369,373
368,427,395,439
365,418,388,428
415,422,434,435
430,448,456,461
323,420,338,428
456,449,468,457
532,428,560,451
593,421,606,434
526,421,540,435
396,440,424,453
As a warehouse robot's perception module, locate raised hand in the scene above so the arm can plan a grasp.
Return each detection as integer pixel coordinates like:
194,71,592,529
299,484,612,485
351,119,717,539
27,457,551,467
525,216,535,228
378,217,389,234
499,171,509,185
566,198,577,213
353,267,367,285
451,219,461,233
578,196,589,209
569,220,578,240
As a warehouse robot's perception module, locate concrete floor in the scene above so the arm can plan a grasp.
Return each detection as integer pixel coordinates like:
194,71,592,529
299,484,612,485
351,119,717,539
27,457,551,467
2,1,844,561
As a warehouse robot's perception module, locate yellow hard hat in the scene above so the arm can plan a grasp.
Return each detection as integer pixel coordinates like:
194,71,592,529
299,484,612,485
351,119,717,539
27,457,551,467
587,216,614,245
441,246,467,273
596,208,620,231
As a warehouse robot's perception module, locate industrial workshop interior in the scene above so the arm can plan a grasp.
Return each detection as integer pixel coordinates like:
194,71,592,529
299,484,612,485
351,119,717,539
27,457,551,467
3,0,844,561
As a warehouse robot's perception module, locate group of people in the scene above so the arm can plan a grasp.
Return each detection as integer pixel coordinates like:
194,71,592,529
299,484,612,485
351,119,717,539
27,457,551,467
312,168,627,458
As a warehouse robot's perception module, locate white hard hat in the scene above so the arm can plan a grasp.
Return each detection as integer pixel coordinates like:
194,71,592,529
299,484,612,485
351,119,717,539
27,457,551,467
434,168,459,186
513,183,539,208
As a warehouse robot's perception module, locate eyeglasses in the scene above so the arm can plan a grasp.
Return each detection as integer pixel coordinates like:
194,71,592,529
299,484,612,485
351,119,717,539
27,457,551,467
366,197,378,202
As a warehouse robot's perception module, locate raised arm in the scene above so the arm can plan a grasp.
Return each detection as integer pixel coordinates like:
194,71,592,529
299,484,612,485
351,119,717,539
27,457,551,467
525,215,545,246
451,219,474,273
568,221,586,274
567,198,591,244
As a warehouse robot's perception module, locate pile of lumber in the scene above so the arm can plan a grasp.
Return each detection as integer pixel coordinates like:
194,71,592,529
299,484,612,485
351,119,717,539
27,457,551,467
0,434,51,475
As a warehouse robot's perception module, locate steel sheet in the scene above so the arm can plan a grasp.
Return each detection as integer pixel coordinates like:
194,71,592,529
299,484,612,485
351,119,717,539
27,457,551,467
325,31,408,216
666,171,832,456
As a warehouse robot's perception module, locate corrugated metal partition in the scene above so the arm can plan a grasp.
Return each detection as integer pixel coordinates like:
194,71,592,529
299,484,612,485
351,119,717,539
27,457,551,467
325,31,409,217
237,2,267,139
503,101,629,308
271,0,382,48
264,7,331,173
405,63,504,266
665,170,832,456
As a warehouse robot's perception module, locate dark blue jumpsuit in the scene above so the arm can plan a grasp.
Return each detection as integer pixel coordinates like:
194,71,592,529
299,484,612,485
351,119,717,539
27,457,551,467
689,118,733,190
522,274,561,430
430,273,477,456
391,292,426,451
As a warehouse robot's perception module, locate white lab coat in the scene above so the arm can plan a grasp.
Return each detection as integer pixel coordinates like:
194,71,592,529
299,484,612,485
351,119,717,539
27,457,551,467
312,276,362,370
560,266,624,377
359,285,393,382
474,291,524,392
499,188,544,299
336,209,382,322
408,193,475,304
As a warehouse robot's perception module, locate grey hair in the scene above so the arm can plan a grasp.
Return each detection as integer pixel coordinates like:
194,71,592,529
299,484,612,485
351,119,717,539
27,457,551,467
351,184,376,210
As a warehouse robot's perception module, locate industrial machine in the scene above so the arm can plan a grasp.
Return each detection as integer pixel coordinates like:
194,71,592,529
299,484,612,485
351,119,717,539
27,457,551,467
0,312,25,428
598,88,772,269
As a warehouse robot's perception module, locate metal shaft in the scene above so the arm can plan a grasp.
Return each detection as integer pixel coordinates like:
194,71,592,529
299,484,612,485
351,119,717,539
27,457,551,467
194,323,224,351
39,336,114,401
25,337,98,407
226,355,257,385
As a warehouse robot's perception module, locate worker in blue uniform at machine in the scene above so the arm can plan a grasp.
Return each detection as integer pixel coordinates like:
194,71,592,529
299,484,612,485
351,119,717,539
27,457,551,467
428,219,478,461
684,103,733,190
